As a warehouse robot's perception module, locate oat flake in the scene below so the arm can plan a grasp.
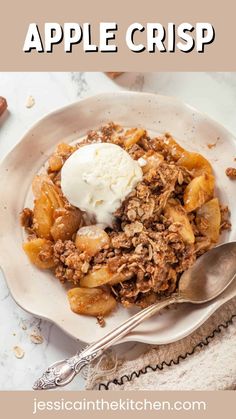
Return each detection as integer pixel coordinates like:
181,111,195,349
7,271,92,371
25,95,35,109
30,333,44,344
13,346,25,359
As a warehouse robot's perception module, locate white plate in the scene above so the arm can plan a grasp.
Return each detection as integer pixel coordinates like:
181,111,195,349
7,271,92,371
0,92,236,345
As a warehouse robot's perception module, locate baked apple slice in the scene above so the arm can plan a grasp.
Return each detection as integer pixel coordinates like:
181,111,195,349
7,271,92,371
177,151,213,177
80,265,131,288
184,174,215,213
33,191,54,239
48,143,76,172
196,197,221,243
41,181,64,209
75,225,110,256
164,199,195,244
67,287,116,316
162,133,186,160
48,155,63,172
32,175,52,198
33,181,64,239
51,208,82,241
123,128,146,149
23,238,55,269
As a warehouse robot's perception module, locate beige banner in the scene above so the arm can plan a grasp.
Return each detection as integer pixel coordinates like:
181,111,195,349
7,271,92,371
0,0,235,70
0,391,235,419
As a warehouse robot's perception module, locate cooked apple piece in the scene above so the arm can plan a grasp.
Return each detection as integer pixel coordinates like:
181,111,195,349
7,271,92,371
32,174,52,198
177,152,213,177
196,198,221,243
48,154,63,172
164,200,195,244
162,133,186,160
184,174,215,213
33,191,54,239
80,266,131,288
142,151,164,174
124,128,146,149
67,287,116,317
56,142,76,157
33,181,64,239
51,209,82,241
23,238,55,269
75,225,110,256
41,181,64,209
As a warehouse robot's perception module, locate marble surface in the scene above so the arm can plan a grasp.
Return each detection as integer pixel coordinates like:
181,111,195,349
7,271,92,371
0,72,236,390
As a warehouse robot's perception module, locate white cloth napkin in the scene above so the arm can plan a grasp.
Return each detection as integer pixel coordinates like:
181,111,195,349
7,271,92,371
86,298,236,390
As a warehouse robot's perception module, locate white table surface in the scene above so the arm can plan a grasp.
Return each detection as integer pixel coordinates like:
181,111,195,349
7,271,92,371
0,72,236,390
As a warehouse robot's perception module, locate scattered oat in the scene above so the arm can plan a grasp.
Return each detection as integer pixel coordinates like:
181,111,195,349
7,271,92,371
97,316,105,327
12,332,16,336
13,346,25,359
226,167,236,179
207,142,217,149
25,95,35,109
30,333,44,344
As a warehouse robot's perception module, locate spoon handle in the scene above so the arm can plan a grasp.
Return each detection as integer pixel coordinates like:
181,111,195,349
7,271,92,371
33,295,179,390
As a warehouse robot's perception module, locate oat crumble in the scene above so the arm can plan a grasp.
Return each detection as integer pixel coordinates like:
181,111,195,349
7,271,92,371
21,123,231,316
226,167,236,179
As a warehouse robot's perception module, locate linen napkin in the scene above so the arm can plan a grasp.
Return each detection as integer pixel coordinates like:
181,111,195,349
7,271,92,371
86,297,236,390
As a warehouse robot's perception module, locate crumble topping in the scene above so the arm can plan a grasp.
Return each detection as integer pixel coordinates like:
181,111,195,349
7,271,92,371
21,123,231,314
226,167,236,179
20,207,33,231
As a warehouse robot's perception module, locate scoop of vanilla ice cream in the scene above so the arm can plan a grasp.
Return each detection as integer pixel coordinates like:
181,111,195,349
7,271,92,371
61,143,143,226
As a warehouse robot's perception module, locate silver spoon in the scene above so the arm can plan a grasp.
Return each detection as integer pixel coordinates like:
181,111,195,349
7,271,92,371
33,241,236,390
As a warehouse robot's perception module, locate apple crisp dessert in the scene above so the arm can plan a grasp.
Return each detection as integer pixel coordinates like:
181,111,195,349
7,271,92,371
20,123,230,318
